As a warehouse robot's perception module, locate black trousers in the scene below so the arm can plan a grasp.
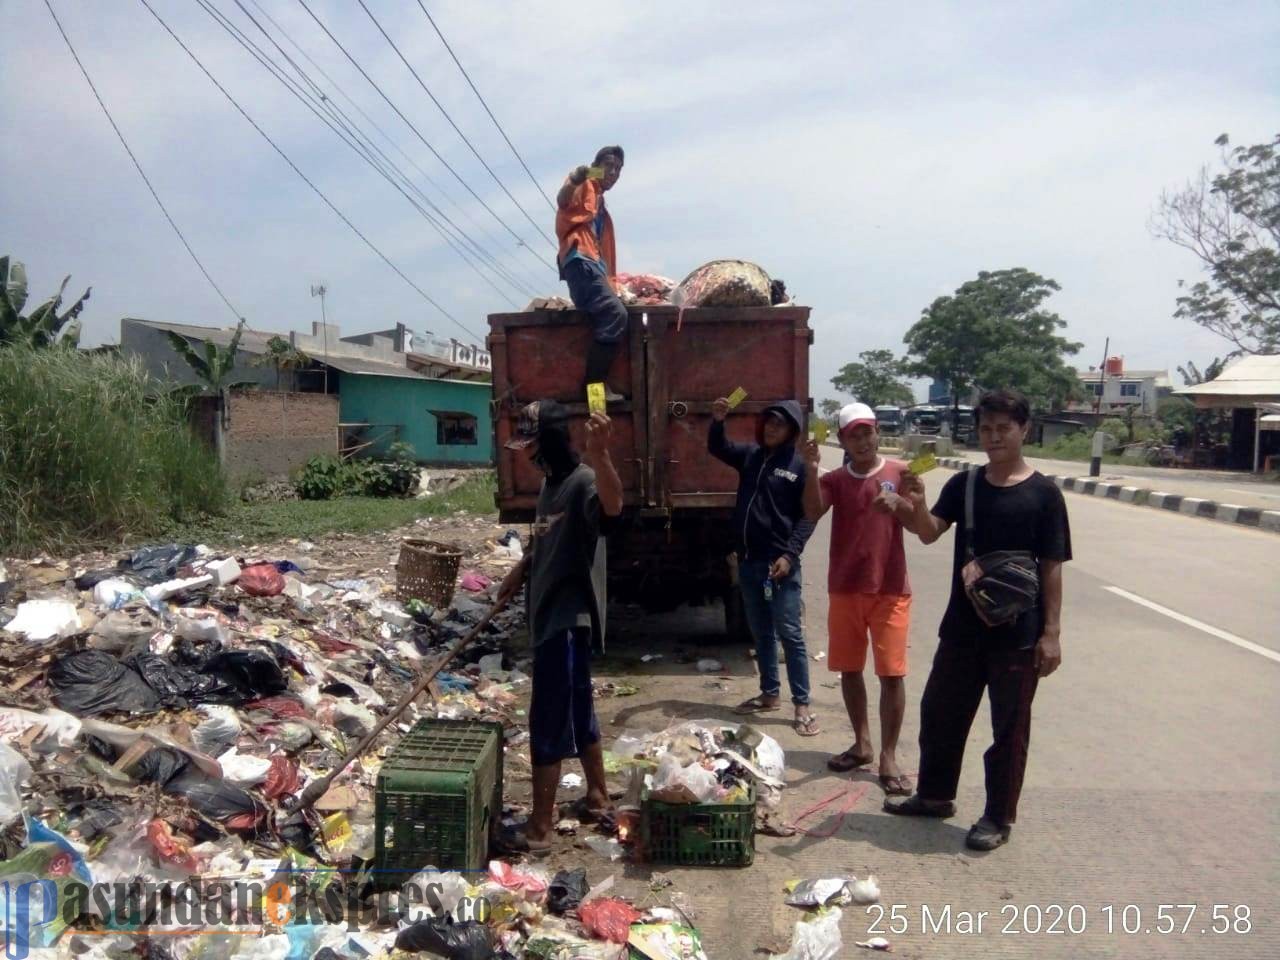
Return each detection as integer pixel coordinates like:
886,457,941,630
917,640,1040,825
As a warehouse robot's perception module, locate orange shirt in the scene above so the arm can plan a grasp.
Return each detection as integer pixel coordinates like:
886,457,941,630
556,178,617,281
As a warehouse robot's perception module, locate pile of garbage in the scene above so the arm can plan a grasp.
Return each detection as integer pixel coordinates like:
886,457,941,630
612,719,786,809
614,273,675,306
0,519,550,957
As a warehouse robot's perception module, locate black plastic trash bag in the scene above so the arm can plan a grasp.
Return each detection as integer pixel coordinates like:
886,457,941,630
49,650,161,716
125,653,236,708
394,918,494,958
547,868,588,915
120,544,200,583
166,770,266,825
198,649,287,702
131,747,191,787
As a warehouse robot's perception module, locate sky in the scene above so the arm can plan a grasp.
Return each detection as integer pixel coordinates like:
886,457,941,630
3,0,1277,403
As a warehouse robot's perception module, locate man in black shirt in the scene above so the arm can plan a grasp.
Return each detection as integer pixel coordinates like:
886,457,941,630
887,389,1071,851
496,400,623,856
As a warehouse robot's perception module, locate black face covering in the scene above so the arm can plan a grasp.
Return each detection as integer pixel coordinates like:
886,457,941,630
534,421,580,480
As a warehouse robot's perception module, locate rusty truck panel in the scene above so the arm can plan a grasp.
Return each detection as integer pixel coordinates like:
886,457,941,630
488,304,812,628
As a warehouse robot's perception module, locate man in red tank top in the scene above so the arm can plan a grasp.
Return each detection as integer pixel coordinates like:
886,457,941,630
803,402,917,795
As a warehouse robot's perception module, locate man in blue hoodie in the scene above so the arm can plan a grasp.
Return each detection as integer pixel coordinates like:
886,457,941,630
710,398,819,736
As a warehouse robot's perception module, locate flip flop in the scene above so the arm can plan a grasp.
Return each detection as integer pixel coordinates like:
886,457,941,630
878,773,913,797
793,713,821,737
827,747,874,772
734,695,781,715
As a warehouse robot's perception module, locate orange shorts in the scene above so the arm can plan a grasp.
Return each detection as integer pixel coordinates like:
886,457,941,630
828,593,911,677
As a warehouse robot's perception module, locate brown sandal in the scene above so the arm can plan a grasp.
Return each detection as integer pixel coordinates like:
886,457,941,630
827,747,874,771
734,695,780,715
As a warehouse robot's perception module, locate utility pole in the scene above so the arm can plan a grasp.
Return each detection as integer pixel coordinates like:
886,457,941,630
1090,336,1109,477
311,284,329,393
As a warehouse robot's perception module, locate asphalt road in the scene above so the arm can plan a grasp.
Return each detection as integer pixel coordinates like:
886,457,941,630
594,451,1280,959
1022,454,1280,512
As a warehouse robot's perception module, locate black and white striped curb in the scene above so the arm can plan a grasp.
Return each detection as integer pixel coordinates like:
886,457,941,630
935,457,1280,534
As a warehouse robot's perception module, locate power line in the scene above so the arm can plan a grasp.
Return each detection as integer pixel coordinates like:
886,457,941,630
245,0,547,294
199,0,528,306
226,0,537,299
43,0,243,323
293,0,555,272
414,0,555,213
355,0,556,247
134,0,480,341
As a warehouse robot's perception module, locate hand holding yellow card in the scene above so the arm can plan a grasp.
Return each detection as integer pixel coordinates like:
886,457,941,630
812,420,829,444
586,382,607,415
586,165,605,180
726,387,748,409
908,451,938,475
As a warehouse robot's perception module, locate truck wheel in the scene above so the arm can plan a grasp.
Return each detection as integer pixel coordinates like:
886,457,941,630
724,585,752,644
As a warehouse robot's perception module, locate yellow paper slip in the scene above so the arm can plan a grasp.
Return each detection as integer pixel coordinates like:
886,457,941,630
587,165,605,180
908,451,938,475
726,387,748,409
812,419,829,444
586,382,607,415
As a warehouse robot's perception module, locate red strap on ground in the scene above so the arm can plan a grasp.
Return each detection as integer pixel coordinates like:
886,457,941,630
786,784,870,838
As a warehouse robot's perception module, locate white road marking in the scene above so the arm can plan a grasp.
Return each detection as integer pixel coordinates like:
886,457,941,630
1225,488,1280,501
1103,585,1280,664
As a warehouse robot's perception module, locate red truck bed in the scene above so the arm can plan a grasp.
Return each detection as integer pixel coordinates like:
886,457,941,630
488,305,812,627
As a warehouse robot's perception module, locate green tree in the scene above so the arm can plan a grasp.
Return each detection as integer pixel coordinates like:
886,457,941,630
0,256,90,349
818,397,842,430
1175,357,1231,448
830,349,914,407
902,268,1082,415
1151,134,1279,355
253,335,310,391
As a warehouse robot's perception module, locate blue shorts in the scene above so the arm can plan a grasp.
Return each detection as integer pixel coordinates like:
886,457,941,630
530,627,601,766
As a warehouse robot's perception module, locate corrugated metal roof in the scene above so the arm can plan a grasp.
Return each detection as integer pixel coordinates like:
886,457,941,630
1176,354,1280,397
129,318,277,354
320,355,430,380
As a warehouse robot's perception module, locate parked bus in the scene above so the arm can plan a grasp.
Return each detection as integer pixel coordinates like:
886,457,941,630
873,405,903,436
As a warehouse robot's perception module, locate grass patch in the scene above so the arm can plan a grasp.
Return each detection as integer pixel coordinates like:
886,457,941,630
0,345,225,555
162,472,497,546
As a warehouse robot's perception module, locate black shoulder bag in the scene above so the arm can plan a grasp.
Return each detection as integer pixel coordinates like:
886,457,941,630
963,467,1040,627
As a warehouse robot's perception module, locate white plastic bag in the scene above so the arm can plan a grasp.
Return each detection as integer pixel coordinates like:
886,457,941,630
217,747,270,786
92,579,140,609
0,707,82,752
402,867,470,920
0,741,33,824
650,753,719,804
773,907,843,960
193,705,242,757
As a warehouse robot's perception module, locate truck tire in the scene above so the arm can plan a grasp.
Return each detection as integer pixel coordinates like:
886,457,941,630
724,584,752,644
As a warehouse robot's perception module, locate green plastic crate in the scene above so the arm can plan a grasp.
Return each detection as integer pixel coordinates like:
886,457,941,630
640,781,756,867
373,718,503,889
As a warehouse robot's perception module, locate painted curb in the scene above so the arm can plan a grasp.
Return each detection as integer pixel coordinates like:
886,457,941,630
934,457,1280,535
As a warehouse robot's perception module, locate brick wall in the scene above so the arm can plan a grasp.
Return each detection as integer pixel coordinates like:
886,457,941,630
223,391,337,478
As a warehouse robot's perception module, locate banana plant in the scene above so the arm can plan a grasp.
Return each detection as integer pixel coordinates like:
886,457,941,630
164,319,247,394
164,319,249,465
0,255,91,348
252,334,310,391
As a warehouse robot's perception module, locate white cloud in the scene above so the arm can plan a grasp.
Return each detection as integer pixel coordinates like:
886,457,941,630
2,0,1276,394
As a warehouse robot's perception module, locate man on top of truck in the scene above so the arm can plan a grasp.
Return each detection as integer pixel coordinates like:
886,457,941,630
557,145,629,402
710,398,820,736
496,400,623,856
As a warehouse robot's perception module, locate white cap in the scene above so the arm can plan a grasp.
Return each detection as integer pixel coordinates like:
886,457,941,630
838,402,877,435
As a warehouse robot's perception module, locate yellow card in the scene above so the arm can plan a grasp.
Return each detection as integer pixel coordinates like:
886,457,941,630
909,451,938,475
586,382,607,415
726,387,748,409
813,419,829,444
587,165,605,180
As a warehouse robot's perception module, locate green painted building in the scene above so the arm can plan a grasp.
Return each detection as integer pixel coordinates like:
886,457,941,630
331,359,492,465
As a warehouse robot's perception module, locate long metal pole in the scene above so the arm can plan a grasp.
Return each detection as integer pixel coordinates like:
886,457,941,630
1090,337,1109,476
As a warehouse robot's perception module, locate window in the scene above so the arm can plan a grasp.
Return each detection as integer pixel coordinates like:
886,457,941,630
431,410,478,446
1120,382,1139,397
1089,382,1104,396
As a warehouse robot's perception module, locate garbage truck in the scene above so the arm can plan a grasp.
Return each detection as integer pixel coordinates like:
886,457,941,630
488,305,813,640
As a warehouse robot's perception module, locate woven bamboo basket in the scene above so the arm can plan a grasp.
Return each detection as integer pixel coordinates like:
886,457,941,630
395,539,463,610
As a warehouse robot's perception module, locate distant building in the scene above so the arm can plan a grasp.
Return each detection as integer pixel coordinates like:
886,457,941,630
1176,354,1280,471
120,318,492,473
1068,359,1171,415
